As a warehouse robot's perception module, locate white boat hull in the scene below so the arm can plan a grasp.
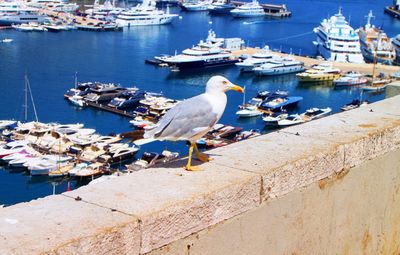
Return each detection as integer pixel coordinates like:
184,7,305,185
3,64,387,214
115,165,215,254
254,65,304,76
116,15,177,27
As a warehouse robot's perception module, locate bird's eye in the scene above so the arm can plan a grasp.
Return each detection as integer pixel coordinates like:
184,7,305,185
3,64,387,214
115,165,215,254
222,81,228,85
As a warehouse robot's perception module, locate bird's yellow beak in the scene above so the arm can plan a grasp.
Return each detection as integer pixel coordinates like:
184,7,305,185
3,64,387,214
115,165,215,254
229,84,244,93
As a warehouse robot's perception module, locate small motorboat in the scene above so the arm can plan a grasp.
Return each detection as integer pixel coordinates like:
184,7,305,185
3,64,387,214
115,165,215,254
333,71,368,87
0,141,29,158
341,99,369,111
300,107,332,121
277,114,305,127
0,120,16,130
126,150,179,171
361,79,390,91
234,129,261,141
97,145,140,164
71,162,107,179
260,96,303,111
262,111,289,125
236,105,262,118
2,38,13,43
68,95,85,107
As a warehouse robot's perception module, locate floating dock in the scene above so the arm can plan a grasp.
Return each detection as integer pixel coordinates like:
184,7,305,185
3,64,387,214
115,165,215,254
84,101,136,118
385,6,400,18
231,1,291,17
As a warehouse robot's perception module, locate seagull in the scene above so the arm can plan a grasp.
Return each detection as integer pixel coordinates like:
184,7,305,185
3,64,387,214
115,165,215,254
132,76,243,171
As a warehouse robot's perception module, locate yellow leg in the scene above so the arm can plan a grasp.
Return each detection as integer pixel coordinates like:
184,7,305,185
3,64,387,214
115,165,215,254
194,143,211,162
185,143,200,171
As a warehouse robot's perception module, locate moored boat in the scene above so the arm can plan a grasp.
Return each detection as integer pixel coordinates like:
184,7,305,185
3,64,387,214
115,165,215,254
357,11,396,65
333,71,368,87
296,62,341,82
313,8,364,63
230,0,265,18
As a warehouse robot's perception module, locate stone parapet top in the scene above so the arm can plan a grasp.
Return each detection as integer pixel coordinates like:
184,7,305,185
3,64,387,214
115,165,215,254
1,95,400,254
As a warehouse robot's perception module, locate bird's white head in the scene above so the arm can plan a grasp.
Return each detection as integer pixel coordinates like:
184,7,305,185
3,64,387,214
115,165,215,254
205,76,244,94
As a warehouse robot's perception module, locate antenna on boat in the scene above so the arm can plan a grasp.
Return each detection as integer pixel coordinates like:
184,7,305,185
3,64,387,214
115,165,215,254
74,71,78,89
365,10,374,29
242,86,246,105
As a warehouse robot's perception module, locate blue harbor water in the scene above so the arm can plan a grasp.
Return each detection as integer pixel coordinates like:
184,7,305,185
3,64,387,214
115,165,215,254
0,0,399,205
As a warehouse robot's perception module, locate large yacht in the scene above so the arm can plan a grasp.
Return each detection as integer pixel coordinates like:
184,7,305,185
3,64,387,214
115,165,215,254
230,0,265,18
28,0,79,13
392,34,400,65
115,0,178,27
181,0,212,11
357,11,396,65
0,1,48,25
235,46,278,72
253,57,305,76
207,0,235,14
85,0,124,18
313,8,364,63
159,30,244,70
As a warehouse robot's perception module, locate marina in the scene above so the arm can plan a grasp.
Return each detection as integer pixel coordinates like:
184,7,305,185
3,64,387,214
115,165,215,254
0,0,399,206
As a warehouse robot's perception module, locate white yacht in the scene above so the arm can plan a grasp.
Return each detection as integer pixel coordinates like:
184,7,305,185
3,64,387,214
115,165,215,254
0,1,48,25
181,0,212,11
357,11,396,65
230,0,265,18
115,0,178,27
85,0,124,17
253,57,305,76
28,0,79,13
392,34,400,65
159,30,244,70
235,46,278,72
313,8,364,63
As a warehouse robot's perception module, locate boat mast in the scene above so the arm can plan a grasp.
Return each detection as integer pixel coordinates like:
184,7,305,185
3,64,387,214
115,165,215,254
25,75,39,122
242,86,246,105
23,75,28,122
74,71,78,89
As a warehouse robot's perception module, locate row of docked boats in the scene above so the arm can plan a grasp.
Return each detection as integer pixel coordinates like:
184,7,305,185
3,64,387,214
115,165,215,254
235,47,392,90
235,90,333,126
314,8,400,65
181,0,266,18
0,121,139,178
64,81,180,129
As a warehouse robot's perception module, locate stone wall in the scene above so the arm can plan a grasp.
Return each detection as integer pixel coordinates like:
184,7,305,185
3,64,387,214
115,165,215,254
1,94,400,254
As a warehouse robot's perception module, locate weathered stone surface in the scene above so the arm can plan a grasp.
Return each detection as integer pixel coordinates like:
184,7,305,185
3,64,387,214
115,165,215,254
65,164,261,253
0,195,140,255
147,149,400,255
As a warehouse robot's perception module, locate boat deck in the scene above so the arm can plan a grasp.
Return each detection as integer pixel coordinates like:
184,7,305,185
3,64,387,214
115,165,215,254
231,1,291,17
84,101,136,118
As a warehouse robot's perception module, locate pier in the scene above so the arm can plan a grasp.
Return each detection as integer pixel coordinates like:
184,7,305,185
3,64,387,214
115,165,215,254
231,1,291,17
84,101,136,118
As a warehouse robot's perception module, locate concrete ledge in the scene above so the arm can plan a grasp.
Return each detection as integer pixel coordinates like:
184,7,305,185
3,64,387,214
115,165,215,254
1,95,400,254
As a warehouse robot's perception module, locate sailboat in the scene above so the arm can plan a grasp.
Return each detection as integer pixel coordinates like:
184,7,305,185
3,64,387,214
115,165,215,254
362,44,391,91
68,72,85,107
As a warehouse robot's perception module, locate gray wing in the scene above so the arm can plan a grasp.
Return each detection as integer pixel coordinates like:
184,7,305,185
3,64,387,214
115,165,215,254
144,94,218,140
